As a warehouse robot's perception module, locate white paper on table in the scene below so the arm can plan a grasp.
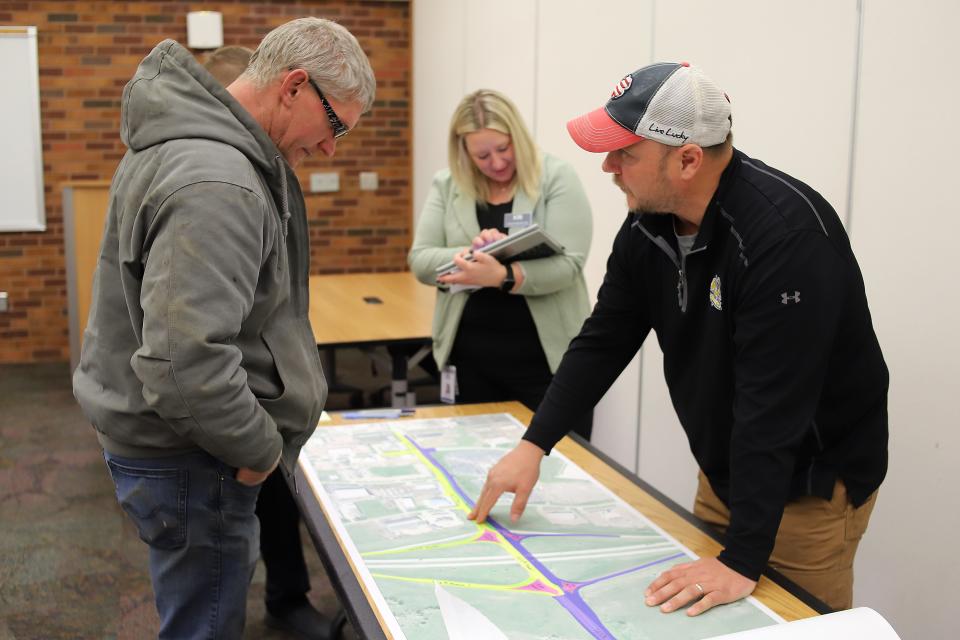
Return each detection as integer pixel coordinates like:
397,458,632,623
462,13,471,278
705,607,900,640
434,582,509,640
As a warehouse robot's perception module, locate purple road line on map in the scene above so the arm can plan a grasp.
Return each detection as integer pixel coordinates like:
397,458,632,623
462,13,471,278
576,551,686,589
516,532,619,541
407,435,618,640
555,593,616,638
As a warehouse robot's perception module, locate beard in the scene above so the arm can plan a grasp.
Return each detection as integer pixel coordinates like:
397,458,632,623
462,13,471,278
612,175,677,216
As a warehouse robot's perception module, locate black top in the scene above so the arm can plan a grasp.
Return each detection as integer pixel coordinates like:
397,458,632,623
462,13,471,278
453,201,544,367
524,149,889,581
475,199,513,235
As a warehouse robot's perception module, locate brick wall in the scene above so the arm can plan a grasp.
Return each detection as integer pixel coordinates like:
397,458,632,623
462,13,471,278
0,0,411,363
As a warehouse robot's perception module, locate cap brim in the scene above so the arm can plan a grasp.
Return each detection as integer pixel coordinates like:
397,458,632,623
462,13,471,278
566,106,645,153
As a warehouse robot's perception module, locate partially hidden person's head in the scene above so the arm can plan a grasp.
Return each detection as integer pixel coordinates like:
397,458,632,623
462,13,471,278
567,62,733,214
203,45,253,87
236,17,376,167
448,89,541,204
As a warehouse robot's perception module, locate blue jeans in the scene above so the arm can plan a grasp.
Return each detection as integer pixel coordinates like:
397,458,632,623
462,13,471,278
104,450,262,639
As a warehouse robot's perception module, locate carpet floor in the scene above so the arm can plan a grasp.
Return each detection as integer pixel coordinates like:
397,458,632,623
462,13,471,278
0,351,438,639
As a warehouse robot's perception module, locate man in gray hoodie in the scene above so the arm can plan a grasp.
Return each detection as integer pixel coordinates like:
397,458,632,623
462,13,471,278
73,18,375,639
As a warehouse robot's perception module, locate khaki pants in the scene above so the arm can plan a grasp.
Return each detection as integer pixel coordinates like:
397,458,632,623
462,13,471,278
693,471,877,611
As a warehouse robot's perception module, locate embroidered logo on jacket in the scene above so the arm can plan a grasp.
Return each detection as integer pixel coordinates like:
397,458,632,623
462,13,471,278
709,276,722,310
781,291,801,305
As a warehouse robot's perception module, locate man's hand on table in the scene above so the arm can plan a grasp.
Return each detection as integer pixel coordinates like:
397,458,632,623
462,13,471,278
645,556,757,616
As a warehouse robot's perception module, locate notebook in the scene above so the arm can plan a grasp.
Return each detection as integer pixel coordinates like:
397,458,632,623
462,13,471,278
434,224,565,278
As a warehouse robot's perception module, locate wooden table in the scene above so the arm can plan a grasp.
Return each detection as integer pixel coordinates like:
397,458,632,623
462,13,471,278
308,272,436,407
293,402,823,639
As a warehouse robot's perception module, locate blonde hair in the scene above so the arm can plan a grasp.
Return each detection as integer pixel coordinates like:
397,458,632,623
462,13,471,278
448,90,541,204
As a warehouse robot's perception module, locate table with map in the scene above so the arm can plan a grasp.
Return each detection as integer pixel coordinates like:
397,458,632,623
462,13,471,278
299,412,796,640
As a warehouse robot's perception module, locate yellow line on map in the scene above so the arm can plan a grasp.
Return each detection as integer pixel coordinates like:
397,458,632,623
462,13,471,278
391,430,474,516
364,534,485,557
371,573,559,596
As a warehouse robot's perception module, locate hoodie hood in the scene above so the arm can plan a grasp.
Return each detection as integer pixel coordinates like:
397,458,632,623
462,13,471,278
121,40,282,182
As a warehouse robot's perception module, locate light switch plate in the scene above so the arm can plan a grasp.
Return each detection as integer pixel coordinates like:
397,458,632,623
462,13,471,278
359,171,379,191
310,172,340,193
0,292,7,313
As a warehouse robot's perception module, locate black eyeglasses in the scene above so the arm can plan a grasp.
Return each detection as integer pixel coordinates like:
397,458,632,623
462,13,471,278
305,76,349,139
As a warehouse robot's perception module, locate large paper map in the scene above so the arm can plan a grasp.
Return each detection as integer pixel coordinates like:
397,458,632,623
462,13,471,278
300,414,782,639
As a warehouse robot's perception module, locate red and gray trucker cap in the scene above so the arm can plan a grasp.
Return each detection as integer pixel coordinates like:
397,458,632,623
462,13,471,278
567,62,732,152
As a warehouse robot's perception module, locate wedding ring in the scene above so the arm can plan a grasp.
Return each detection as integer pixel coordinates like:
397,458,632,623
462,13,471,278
694,582,705,596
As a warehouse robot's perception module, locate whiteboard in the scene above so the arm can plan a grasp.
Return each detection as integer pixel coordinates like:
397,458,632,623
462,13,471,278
0,26,45,232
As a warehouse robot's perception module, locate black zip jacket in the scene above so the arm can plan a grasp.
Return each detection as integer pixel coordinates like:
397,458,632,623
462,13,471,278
524,148,889,581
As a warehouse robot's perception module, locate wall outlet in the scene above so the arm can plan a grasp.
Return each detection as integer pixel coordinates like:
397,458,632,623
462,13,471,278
0,291,7,313
359,171,379,191
310,172,340,193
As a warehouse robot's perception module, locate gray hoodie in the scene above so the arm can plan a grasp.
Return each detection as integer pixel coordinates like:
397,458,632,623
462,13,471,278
73,40,327,476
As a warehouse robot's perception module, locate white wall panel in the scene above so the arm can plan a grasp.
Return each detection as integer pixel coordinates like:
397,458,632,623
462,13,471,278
534,0,653,295
654,0,860,226
846,2,960,637
637,347,697,506
413,0,468,217
535,0,654,471
464,0,538,127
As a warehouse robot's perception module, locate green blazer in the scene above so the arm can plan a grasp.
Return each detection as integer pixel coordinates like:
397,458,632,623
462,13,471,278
408,153,593,372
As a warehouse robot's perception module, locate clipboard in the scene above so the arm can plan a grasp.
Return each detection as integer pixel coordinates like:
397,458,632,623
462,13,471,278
435,224,565,278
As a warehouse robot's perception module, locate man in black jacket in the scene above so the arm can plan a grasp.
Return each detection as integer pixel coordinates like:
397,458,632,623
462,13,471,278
468,62,887,614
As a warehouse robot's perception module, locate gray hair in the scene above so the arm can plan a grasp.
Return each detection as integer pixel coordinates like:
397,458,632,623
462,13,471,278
243,17,376,111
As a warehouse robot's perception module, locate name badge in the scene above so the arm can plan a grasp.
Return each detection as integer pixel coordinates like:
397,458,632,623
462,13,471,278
440,365,457,404
504,212,533,229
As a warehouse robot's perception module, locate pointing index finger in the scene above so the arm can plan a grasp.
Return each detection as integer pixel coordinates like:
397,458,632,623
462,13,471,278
468,482,504,524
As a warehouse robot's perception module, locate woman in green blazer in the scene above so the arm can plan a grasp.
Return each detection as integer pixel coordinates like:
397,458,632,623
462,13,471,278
408,89,594,438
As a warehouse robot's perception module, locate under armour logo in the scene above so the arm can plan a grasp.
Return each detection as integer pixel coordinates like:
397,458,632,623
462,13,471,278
781,291,801,305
